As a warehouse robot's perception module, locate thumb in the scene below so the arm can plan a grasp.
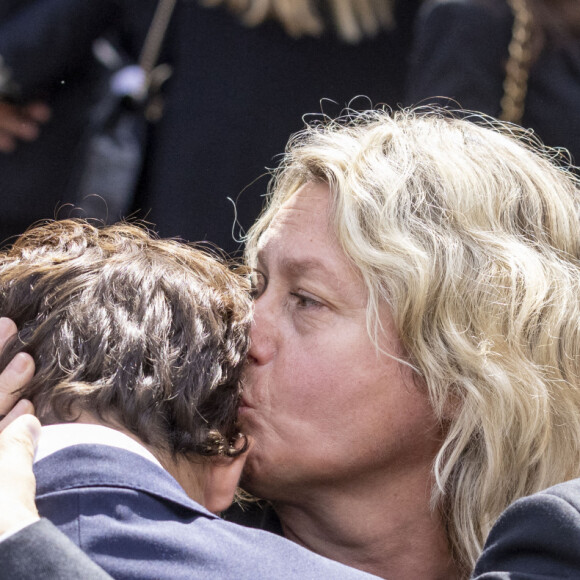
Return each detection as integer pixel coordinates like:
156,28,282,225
0,413,41,460
0,413,41,535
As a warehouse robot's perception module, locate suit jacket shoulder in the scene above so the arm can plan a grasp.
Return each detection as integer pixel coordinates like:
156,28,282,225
35,444,378,579
473,478,580,579
0,518,112,579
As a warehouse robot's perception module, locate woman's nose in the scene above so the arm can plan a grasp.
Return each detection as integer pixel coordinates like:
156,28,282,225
247,296,277,365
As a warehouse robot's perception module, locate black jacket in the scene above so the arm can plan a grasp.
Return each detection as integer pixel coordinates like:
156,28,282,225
406,0,580,169
0,0,419,254
473,477,580,579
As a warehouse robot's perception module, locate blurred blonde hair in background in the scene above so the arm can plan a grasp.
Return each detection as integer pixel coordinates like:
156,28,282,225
201,0,395,42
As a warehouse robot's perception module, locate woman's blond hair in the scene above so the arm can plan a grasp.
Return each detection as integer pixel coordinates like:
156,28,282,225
201,0,395,42
245,108,580,576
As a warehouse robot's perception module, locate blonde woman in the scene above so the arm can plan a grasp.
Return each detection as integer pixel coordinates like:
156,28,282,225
240,108,580,578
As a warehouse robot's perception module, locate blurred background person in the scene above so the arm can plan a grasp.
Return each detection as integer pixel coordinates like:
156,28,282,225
406,0,580,166
0,0,110,246
0,0,421,255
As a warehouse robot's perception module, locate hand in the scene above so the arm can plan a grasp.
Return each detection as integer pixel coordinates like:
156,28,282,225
0,100,51,153
0,400,41,535
0,318,39,536
0,318,35,416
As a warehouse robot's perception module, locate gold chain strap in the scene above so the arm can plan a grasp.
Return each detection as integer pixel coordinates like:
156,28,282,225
138,0,178,122
139,0,178,74
499,0,534,124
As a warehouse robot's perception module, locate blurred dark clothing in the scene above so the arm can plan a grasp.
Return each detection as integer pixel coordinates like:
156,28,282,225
222,500,283,535
406,0,580,167
0,0,113,246
0,0,420,255
472,477,580,579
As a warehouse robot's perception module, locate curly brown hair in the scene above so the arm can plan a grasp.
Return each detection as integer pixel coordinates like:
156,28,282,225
0,220,252,458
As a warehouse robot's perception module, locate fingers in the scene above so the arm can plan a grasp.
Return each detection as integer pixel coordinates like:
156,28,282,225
0,317,17,350
0,318,35,416
0,353,35,415
0,399,35,432
24,101,52,123
0,412,41,534
0,100,51,153
0,130,16,153
0,101,40,138
0,409,40,450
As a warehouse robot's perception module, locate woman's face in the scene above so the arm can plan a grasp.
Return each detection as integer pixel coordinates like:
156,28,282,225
239,182,441,500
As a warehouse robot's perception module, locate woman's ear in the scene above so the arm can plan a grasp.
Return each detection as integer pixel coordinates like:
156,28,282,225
202,449,248,514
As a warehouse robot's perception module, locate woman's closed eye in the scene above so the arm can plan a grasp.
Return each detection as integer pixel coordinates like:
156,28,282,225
249,269,267,300
290,291,324,309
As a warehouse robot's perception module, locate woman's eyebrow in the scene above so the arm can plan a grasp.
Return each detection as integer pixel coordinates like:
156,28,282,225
256,250,341,288
256,249,330,276
279,257,333,279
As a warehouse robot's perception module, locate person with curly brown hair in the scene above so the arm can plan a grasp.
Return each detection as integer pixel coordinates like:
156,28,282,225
0,219,377,579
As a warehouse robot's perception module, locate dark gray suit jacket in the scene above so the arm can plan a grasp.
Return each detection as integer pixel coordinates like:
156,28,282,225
473,478,580,579
0,0,421,254
30,443,377,579
4,468,580,578
0,518,112,579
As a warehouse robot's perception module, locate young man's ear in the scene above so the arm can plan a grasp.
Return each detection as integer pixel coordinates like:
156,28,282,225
203,450,248,514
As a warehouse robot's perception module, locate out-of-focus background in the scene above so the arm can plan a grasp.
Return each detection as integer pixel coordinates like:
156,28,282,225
0,0,578,255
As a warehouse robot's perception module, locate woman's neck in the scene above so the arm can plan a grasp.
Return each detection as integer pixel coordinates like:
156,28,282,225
271,468,461,580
